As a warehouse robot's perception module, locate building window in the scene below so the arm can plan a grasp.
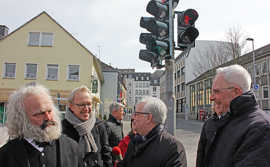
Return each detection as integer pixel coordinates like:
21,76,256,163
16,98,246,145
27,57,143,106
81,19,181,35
177,70,180,77
181,67,185,76
25,63,37,79
177,85,180,92
153,87,157,92
28,32,40,46
181,83,185,91
41,32,53,46
28,32,53,46
47,64,58,80
3,63,16,78
263,86,269,99
68,65,80,81
191,85,196,111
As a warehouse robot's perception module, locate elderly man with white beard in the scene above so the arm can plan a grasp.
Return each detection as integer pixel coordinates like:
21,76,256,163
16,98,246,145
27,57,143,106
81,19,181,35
0,84,84,167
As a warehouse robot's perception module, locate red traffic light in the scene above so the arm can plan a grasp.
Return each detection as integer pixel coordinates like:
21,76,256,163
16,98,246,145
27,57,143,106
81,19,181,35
181,9,198,26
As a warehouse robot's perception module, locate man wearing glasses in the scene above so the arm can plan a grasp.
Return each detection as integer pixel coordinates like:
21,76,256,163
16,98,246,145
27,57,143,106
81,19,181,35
196,64,270,167
62,85,112,167
117,97,187,167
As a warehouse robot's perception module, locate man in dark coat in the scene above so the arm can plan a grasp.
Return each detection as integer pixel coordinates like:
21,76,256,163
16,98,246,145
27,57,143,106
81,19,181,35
62,85,112,167
0,84,83,167
196,64,270,167
105,102,125,148
118,97,187,167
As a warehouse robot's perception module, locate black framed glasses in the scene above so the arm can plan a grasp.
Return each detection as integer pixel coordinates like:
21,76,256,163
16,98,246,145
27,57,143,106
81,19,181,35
133,112,151,116
212,86,235,95
74,103,91,108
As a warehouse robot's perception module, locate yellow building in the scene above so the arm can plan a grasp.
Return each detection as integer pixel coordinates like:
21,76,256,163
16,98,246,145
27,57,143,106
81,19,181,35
0,11,104,122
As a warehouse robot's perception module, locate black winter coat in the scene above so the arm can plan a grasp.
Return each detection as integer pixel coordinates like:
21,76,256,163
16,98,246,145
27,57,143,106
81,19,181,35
105,114,124,148
196,91,270,167
0,135,84,167
62,118,112,167
118,125,187,167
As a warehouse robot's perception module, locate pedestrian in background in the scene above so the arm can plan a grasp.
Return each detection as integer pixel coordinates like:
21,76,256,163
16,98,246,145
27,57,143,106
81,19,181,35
196,64,270,167
62,85,112,167
105,102,125,156
118,97,187,167
0,84,83,167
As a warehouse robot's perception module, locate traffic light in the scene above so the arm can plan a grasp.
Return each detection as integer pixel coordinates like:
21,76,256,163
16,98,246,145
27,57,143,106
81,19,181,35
177,9,199,51
139,0,179,68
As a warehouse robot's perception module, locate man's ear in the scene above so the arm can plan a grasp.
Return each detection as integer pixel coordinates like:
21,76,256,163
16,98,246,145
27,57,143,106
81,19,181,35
147,113,153,122
235,87,243,96
69,103,73,109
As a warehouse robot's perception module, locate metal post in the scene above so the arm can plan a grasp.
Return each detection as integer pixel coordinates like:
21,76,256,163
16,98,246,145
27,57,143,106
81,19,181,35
165,0,176,135
246,38,256,90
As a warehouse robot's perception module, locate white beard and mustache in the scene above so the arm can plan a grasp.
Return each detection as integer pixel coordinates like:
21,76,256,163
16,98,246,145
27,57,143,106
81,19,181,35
23,112,62,142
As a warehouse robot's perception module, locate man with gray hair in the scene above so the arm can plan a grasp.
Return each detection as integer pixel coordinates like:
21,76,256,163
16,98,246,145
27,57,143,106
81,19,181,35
0,84,83,167
62,85,112,167
106,102,125,148
196,64,270,167
118,97,187,167
105,102,125,163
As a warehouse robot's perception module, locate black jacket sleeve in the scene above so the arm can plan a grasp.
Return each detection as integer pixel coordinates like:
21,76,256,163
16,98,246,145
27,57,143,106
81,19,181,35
96,122,113,167
196,123,206,167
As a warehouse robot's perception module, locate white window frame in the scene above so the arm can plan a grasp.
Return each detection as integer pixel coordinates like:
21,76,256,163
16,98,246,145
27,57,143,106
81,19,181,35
28,32,54,46
3,62,16,78
25,63,38,79
41,32,53,46
28,32,40,46
67,64,80,81
46,64,59,80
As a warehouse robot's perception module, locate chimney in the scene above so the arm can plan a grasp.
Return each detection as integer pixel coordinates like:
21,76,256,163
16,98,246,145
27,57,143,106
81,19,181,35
0,25,9,39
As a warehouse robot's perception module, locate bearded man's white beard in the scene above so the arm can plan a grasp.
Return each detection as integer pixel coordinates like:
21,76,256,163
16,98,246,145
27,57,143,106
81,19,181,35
23,118,62,142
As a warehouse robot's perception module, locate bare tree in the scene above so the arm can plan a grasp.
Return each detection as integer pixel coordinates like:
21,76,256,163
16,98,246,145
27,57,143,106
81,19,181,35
190,41,233,77
190,25,248,78
225,25,248,61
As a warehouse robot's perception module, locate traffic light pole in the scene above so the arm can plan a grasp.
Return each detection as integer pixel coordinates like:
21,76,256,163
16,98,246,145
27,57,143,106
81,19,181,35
165,0,176,136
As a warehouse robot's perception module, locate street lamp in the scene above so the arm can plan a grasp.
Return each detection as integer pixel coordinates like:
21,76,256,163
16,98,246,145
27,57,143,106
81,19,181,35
246,38,256,90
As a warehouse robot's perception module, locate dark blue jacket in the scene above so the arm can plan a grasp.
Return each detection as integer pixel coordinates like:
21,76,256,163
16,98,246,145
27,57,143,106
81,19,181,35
196,91,270,167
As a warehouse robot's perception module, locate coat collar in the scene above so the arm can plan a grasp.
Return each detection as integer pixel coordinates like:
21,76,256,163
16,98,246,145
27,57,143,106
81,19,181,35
230,90,258,116
108,114,122,125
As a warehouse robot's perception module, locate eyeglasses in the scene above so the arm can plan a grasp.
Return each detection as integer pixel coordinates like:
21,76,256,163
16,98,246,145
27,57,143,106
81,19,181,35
132,112,151,116
73,103,92,108
212,87,235,95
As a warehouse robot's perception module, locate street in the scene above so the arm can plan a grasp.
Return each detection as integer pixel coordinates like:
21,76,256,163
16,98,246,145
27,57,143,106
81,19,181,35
123,117,204,167
176,118,203,167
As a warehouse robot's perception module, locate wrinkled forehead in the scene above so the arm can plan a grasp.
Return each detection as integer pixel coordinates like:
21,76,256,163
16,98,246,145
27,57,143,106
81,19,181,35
73,91,92,102
212,74,230,88
24,93,54,113
136,102,146,112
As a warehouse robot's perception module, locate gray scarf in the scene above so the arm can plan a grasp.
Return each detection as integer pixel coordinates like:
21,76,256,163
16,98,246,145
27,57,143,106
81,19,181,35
65,109,98,155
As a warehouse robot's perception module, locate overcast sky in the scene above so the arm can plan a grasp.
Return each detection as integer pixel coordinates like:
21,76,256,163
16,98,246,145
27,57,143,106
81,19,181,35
1,0,269,72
